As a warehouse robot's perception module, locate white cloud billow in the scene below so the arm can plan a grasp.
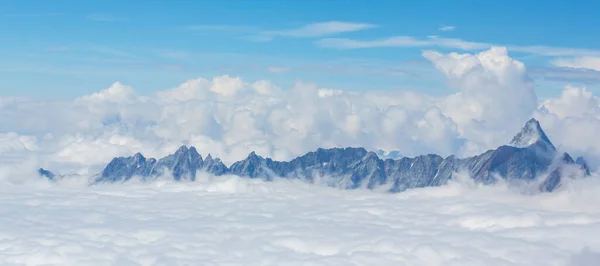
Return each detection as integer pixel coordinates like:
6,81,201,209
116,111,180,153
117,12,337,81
0,174,599,265
424,46,538,154
1,46,600,266
1,47,600,175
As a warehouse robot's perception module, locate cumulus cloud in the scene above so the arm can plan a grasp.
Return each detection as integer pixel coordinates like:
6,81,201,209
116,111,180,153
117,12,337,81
2,46,600,265
424,46,537,154
76,81,140,104
2,47,600,175
535,85,600,167
1,173,600,265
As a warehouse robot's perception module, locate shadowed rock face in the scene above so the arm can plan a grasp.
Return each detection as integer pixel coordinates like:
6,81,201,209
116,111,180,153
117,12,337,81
38,168,55,180
89,118,590,192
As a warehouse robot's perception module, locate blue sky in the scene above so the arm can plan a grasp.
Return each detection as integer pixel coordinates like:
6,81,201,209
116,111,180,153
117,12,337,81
1,0,600,99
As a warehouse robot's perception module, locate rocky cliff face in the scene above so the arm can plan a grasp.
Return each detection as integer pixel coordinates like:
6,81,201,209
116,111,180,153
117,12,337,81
72,118,591,192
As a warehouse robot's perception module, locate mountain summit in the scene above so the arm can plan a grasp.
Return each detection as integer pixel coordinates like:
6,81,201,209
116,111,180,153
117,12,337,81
43,118,590,193
510,118,556,152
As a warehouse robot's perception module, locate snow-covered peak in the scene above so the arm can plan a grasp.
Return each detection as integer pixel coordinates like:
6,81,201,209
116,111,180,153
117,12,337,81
509,118,555,151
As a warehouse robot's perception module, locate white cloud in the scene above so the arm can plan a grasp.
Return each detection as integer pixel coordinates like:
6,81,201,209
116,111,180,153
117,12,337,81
210,75,245,97
439,25,456,31
267,21,377,38
267,66,291,73
553,57,600,71
540,85,600,119
87,13,128,22
76,81,140,104
188,22,376,42
424,46,537,154
4,47,600,173
535,85,600,164
316,36,600,57
252,80,280,95
0,173,599,265
315,35,489,50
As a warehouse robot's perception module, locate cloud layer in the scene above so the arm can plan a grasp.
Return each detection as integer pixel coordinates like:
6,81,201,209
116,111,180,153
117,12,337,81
1,173,599,265
1,47,600,176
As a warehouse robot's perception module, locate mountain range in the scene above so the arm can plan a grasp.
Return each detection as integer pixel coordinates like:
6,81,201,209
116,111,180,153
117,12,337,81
40,118,591,192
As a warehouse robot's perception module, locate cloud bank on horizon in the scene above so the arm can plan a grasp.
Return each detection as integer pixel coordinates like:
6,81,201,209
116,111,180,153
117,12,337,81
1,47,600,176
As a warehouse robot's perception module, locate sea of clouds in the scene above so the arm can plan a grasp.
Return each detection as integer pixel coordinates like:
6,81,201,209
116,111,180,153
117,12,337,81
2,46,600,265
1,172,600,265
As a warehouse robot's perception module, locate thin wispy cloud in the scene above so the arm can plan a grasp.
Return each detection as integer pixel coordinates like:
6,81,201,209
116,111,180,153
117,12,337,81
87,13,128,22
552,57,600,71
266,21,377,38
3,13,61,18
155,50,190,61
314,35,488,50
510,46,600,57
89,47,136,58
439,25,456,31
186,25,257,32
315,35,600,57
267,66,291,73
45,46,70,52
187,21,377,42
528,66,600,84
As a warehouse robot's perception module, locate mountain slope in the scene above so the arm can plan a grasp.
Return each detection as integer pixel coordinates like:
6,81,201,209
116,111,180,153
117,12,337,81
45,118,590,192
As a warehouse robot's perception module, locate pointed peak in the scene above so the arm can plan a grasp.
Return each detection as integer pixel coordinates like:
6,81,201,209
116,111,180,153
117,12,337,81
246,151,264,161
575,156,592,176
189,146,198,154
133,152,145,160
364,151,380,159
188,146,201,158
510,118,555,150
175,145,189,153
576,156,588,166
205,153,213,161
559,152,575,164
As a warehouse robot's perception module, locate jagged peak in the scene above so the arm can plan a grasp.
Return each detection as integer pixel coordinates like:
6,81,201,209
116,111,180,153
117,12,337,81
175,145,189,153
510,118,555,151
576,156,588,166
247,151,264,160
189,146,199,155
575,156,591,176
559,152,575,164
38,168,55,179
363,151,380,160
204,153,223,163
132,152,146,161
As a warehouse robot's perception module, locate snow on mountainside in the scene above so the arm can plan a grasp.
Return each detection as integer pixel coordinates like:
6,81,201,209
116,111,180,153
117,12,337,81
510,118,556,152
40,118,591,192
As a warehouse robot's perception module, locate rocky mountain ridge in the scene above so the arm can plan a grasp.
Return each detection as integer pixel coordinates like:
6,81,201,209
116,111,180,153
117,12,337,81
40,119,591,192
